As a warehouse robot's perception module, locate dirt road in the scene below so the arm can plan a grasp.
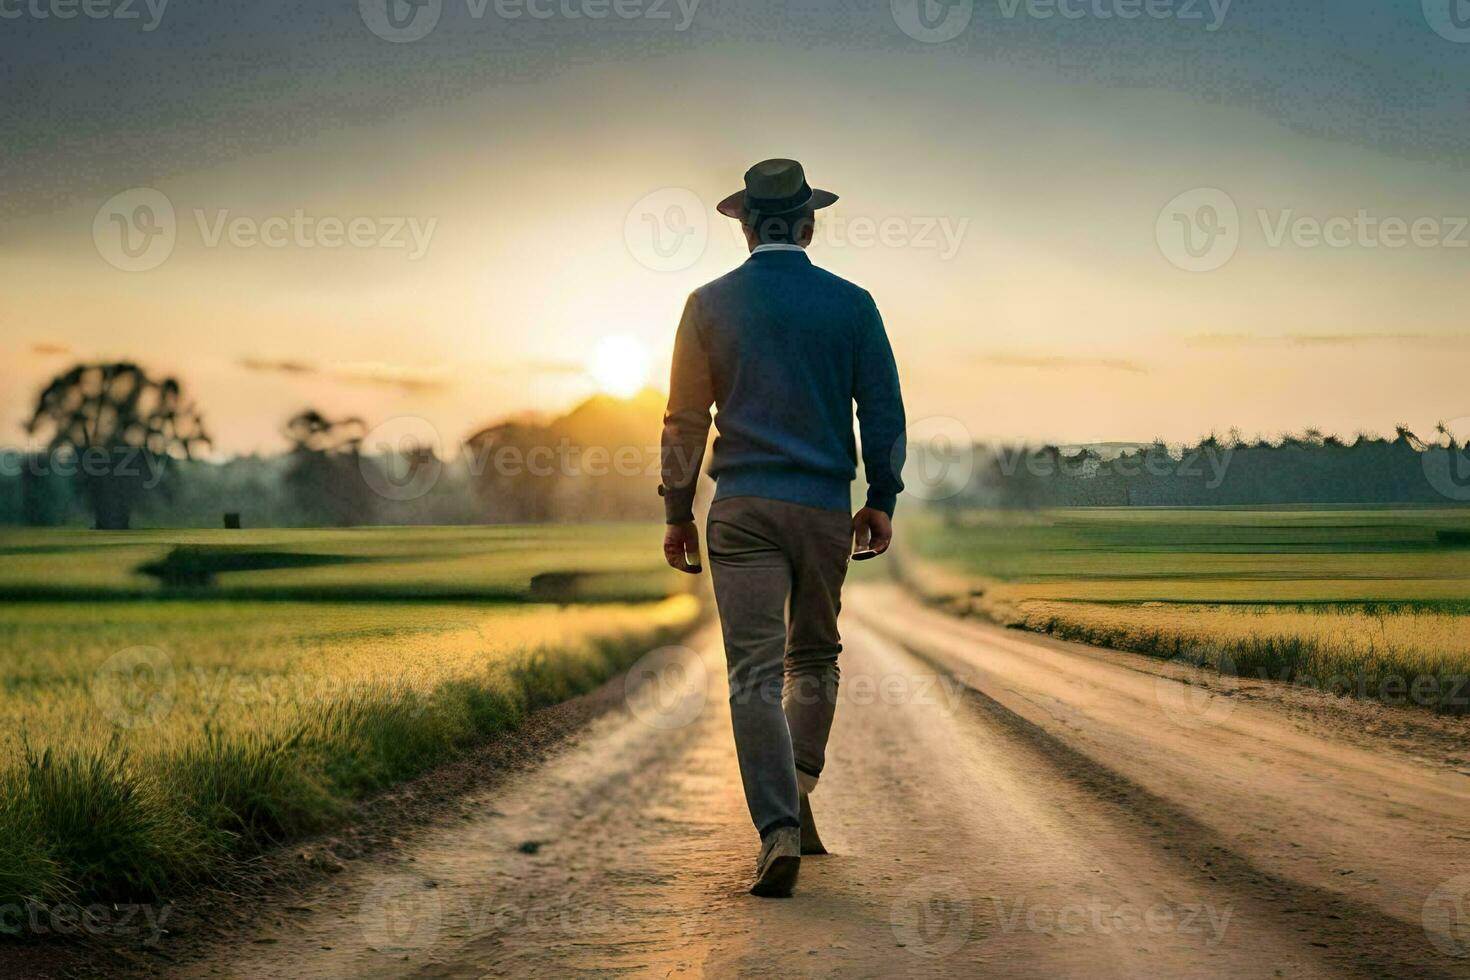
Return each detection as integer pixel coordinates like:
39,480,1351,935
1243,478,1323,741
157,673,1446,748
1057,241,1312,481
181,584,1470,979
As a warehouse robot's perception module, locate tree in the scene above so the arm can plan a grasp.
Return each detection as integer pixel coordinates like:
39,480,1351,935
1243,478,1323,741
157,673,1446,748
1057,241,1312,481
282,409,375,526
24,362,210,529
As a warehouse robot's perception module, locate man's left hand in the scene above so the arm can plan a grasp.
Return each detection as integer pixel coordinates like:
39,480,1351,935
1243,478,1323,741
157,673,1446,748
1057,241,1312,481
852,507,893,556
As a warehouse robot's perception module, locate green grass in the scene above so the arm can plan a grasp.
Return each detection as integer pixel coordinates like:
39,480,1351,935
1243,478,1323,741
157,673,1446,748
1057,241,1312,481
904,507,1470,711
0,525,675,602
0,524,702,910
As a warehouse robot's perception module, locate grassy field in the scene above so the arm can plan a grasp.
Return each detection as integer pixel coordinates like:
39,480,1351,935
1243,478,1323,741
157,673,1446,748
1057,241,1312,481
0,525,675,602
0,525,699,910
902,507,1470,712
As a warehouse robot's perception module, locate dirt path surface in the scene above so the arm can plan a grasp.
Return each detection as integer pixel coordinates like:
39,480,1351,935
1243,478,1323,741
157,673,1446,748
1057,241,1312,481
177,585,1470,979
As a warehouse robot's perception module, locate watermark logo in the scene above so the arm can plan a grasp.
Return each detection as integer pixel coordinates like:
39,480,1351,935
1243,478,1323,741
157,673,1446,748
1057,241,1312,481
94,189,437,271
995,0,1231,29
1160,189,1469,271
1423,874,1470,958
360,875,444,951
1156,187,1239,272
1153,652,1237,730
713,210,970,259
0,0,169,30
361,0,700,42
0,901,173,945
624,645,707,730
360,0,443,41
94,188,176,272
93,646,176,730
193,210,437,258
359,416,445,501
1423,417,1470,502
891,875,973,958
1423,0,1470,42
892,0,973,43
625,188,708,272
991,896,1232,944
902,416,975,502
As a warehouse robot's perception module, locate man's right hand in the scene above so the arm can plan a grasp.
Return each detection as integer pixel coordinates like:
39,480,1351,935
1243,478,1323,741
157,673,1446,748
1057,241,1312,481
663,522,703,574
852,507,893,557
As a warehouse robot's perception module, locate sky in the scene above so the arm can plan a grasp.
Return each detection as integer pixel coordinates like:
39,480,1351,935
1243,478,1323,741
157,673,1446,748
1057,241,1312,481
2,0,1468,455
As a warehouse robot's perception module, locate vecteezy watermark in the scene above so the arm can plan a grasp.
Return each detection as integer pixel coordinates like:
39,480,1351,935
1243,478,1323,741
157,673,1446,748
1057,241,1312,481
359,876,444,952
1423,874,1470,958
93,187,177,273
728,668,968,713
716,209,971,260
93,646,176,730
624,187,971,271
624,188,709,273
1261,666,1470,712
983,441,1235,489
0,445,170,488
359,0,701,42
995,0,1231,29
891,0,974,43
1422,416,1470,502
1153,651,1238,730
1161,660,1469,722
358,879,663,952
903,416,976,502
1158,188,1470,272
892,0,1230,43
193,210,437,259
1156,187,1240,272
0,901,174,945
359,0,442,42
0,0,168,30
358,416,445,502
991,896,1233,945
891,875,974,958
624,645,708,730
1423,0,1470,43
94,188,438,271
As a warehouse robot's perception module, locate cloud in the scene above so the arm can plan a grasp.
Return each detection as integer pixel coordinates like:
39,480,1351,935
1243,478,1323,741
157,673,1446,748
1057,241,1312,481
241,357,314,375
31,342,71,356
1186,333,1468,349
976,353,1147,374
239,357,449,392
239,356,587,391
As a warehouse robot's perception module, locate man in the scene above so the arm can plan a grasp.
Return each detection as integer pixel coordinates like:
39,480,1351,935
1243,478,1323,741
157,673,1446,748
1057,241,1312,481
659,159,907,898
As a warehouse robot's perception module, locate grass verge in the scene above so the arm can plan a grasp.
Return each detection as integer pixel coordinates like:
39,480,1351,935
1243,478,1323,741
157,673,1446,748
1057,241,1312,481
0,604,699,912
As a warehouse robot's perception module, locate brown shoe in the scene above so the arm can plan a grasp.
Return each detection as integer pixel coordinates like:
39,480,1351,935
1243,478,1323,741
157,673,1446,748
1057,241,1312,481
799,789,828,855
751,827,801,897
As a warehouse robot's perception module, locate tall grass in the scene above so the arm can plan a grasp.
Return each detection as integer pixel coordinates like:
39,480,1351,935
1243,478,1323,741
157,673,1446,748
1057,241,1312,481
899,507,1470,713
0,599,699,909
1007,600,1470,712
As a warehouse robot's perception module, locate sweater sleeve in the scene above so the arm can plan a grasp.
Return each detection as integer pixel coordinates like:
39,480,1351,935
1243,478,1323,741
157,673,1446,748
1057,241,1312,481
854,291,906,516
659,293,714,524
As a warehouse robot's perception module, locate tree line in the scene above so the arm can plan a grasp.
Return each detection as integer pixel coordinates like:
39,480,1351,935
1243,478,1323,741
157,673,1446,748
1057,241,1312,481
6,362,1468,528
939,427,1470,509
3,362,667,529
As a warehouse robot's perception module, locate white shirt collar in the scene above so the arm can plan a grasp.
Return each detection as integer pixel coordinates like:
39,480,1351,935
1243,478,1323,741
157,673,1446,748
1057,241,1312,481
750,243,807,255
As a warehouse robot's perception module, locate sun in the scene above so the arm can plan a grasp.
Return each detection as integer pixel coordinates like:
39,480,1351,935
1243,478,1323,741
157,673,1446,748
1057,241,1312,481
587,335,652,398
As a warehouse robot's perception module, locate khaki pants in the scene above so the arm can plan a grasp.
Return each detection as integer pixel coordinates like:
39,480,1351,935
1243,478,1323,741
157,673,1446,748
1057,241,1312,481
706,495,851,837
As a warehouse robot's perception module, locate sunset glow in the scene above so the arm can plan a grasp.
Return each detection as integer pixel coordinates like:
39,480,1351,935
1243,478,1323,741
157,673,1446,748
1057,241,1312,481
588,335,652,399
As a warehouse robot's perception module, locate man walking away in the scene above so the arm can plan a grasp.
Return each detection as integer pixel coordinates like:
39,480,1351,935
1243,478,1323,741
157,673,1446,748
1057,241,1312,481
659,159,907,898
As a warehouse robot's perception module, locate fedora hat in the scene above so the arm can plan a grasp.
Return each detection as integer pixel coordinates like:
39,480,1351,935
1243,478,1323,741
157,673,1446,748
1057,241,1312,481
716,158,839,219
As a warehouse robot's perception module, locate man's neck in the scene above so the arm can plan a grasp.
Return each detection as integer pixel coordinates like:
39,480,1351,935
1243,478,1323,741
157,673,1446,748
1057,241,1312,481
750,243,807,255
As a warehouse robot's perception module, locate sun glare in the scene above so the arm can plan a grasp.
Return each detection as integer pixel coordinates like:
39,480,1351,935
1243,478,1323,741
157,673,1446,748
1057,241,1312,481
588,335,652,398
